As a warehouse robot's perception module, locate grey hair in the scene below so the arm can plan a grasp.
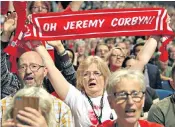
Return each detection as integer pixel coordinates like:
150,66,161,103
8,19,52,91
4,87,56,127
107,69,146,94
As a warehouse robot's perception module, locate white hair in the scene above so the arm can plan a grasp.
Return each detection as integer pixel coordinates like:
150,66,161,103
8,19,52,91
107,69,146,94
5,87,56,127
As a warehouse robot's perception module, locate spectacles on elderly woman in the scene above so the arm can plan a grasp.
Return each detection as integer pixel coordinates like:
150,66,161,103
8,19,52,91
32,6,48,12
83,71,102,79
18,63,45,73
111,91,145,104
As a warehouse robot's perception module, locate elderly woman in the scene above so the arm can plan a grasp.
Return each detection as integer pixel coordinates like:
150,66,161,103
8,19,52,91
106,69,164,127
32,35,161,126
33,40,116,127
122,55,159,119
106,47,126,72
2,87,56,127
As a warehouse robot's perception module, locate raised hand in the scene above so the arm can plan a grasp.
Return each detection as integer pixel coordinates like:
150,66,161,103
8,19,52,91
1,11,17,42
3,11,17,33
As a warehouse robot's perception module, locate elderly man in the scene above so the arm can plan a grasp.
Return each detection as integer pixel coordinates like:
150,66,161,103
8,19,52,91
1,41,75,126
147,64,175,127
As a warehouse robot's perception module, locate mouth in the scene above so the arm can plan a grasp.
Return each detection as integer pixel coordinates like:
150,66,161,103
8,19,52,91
125,109,136,117
24,77,34,81
88,83,96,87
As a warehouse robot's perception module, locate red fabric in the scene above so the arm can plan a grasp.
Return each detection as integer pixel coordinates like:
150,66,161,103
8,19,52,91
1,1,9,15
4,8,174,62
159,36,174,62
99,120,164,127
51,91,60,99
22,8,174,41
139,120,164,127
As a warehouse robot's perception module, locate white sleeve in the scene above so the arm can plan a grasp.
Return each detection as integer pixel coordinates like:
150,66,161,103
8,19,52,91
65,85,82,112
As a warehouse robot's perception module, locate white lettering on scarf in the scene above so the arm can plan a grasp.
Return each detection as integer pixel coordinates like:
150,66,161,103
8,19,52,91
63,19,105,30
111,16,155,27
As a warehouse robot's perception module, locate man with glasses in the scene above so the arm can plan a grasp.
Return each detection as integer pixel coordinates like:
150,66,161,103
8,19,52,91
106,69,163,127
1,50,75,126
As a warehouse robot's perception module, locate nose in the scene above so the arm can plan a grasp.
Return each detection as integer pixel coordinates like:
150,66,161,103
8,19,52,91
25,66,32,74
89,73,95,79
127,95,134,104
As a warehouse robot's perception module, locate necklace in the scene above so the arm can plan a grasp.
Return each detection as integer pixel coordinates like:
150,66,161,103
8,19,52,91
85,92,104,124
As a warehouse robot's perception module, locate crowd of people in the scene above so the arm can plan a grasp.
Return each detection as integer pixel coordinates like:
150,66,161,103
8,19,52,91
1,1,175,127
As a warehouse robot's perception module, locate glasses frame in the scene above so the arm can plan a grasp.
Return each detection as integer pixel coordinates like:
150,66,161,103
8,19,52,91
111,91,145,103
83,71,102,79
32,6,48,12
18,63,45,73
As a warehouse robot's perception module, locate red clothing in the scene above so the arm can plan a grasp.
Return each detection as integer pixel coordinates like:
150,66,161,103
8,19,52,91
93,120,164,127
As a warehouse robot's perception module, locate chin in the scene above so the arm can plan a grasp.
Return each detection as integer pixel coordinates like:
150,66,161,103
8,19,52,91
125,117,138,124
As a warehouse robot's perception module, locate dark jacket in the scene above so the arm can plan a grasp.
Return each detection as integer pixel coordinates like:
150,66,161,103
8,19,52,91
146,63,162,89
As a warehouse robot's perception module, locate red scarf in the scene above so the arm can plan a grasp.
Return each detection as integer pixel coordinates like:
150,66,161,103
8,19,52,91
3,7,174,72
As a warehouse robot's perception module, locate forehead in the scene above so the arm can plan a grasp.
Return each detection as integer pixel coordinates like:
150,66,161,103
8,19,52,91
33,1,45,6
112,48,123,54
19,52,43,65
84,63,100,72
118,42,126,47
98,45,109,50
115,78,142,92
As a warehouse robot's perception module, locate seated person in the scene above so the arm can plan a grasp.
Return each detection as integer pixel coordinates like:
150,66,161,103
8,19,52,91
2,86,56,127
147,64,175,127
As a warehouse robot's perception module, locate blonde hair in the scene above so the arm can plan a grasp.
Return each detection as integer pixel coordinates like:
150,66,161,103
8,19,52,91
4,87,56,127
76,56,111,91
107,69,146,94
105,46,126,62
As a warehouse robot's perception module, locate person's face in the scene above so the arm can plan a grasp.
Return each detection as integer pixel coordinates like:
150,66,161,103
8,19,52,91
170,47,175,60
108,78,145,124
96,45,109,60
106,40,115,50
17,51,47,87
117,43,127,55
110,49,125,68
77,44,86,55
126,59,136,69
135,45,143,56
31,1,49,14
159,61,168,70
82,63,105,97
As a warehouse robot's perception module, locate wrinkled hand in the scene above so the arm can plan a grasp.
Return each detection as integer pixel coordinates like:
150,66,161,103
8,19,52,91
2,119,15,127
3,11,17,33
16,107,48,127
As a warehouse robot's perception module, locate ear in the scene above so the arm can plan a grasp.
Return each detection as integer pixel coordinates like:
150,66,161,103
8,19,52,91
107,95,115,109
43,67,48,77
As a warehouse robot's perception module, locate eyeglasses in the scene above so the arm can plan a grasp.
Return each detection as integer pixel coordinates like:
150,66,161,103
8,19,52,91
111,54,125,59
111,91,145,104
32,6,48,12
83,71,102,79
18,63,45,73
